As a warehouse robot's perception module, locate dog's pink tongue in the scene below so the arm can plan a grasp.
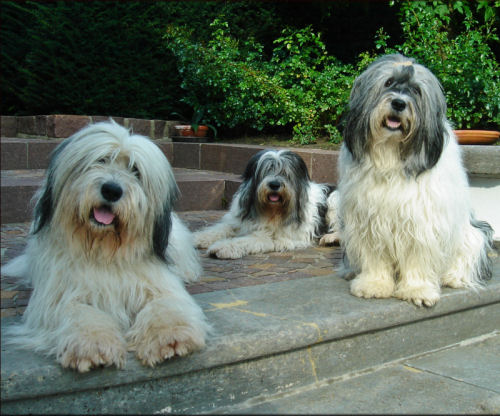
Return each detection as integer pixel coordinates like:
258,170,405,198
387,117,401,129
269,194,280,202
93,207,115,225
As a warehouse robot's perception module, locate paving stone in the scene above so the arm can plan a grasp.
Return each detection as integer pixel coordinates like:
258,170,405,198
0,212,345,318
200,144,261,174
27,140,60,169
17,116,37,135
1,116,17,137
126,118,152,137
405,335,500,393
0,140,27,170
46,114,91,138
2,270,498,413
311,150,339,184
230,353,499,414
172,142,200,169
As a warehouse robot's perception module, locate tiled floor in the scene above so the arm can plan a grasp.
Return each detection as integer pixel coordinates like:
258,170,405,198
0,211,342,318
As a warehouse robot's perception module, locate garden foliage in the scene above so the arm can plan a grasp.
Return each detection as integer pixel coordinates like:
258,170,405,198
165,20,355,143
0,1,187,118
1,0,499,142
166,0,499,142
376,1,500,130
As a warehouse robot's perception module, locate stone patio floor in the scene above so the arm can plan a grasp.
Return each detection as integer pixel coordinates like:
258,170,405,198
0,210,342,318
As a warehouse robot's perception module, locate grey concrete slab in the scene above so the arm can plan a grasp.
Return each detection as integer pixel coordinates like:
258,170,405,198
405,334,500,393
469,176,500,243
1,259,499,413
462,145,500,178
227,361,499,414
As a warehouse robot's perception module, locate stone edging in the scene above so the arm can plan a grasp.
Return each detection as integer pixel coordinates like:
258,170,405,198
0,114,181,140
1,114,499,178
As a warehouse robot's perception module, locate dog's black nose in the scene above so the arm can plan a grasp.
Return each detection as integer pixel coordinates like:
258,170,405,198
268,180,281,191
101,182,123,202
391,98,406,112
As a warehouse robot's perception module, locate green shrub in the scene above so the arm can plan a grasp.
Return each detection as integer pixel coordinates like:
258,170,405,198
0,1,185,118
165,20,356,143
3,1,497,137
376,0,500,130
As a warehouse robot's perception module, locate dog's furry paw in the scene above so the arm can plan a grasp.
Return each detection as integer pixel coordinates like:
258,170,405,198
193,231,217,249
129,323,205,367
350,273,395,299
319,232,340,246
207,241,244,259
394,284,440,307
58,331,127,372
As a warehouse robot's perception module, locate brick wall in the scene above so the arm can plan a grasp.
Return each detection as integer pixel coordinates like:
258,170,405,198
0,114,181,140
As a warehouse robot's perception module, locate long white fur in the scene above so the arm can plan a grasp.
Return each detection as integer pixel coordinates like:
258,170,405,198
194,149,334,259
2,120,209,371
168,213,203,283
337,54,493,307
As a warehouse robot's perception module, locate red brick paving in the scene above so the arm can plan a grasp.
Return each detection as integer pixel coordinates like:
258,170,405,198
0,211,341,318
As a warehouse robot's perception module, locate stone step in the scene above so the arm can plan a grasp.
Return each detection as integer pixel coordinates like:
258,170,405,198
3,135,500,178
215,333,500,414
0,137,340,183
1,253,499,414
0,168,242,223
3,139,499,242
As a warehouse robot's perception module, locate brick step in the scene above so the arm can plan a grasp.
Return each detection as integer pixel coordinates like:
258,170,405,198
0,168,242,223
1,137,340,184
3,137,500,243
1,250,499,414
2,136,500,179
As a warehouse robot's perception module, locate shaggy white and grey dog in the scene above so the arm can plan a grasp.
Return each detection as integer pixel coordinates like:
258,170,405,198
336,53,493,307
3,121,209,371
194,149,337,259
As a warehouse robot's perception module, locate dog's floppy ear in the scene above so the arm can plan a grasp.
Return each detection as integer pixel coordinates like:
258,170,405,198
285,151,310,181
403,81,447,177
32,177,54,234
283,151,310,225
32,138,73,234
343,76,370,162
152,182,178,262
152,203,172,262
238,150,265,220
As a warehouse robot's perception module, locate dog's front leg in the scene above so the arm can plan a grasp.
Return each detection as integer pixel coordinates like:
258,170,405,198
193,222,237,248
207,233,275,259
55,303,127,372
350,255,396,300
394,261,441,307
127,289,208,367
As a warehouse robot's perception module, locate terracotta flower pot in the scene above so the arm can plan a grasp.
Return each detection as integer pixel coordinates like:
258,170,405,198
174,125,209,138
453,130,500,145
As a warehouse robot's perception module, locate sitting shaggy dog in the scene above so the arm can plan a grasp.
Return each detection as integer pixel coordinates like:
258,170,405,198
336,54,493,307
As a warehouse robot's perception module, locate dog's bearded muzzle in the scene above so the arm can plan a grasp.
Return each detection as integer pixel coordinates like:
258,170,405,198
256,177,293,215
378,96,413,138
90,181,123,228
266,180,284,204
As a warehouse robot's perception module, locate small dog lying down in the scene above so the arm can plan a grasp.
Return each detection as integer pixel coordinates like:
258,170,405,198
194,149,339,259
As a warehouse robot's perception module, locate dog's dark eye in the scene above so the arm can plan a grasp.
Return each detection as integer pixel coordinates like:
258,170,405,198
385,78,394,88
131,164,141,179
98,157,108,164
412,86,421,96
